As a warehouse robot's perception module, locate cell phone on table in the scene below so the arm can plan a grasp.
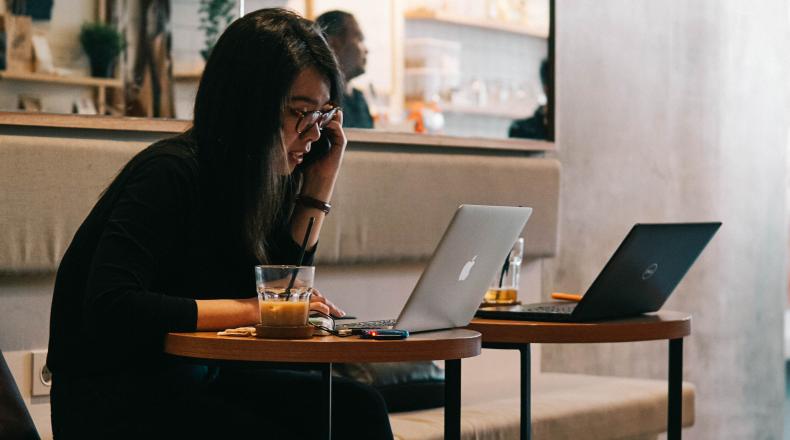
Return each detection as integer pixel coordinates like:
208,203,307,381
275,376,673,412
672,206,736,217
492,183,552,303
358,329,409,340
300,133,331,167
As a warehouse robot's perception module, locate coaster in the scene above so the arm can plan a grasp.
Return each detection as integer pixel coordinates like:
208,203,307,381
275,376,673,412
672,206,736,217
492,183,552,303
254,324,314,339
479,300,521,308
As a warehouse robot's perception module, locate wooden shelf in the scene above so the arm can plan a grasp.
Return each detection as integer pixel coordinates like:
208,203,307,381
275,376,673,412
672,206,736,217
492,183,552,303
405,9,548,38
441,102,533,119
407,100,533,119
0,112,555,153
346,128,553,152
173,69,202,81
0,70,123,88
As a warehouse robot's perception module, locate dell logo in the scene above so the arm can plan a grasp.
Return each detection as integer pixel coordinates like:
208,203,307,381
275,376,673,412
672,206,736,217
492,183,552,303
641,263,658,280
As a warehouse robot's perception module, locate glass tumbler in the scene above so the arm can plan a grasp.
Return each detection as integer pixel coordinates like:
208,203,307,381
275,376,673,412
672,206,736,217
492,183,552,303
484,237,524,304
255,265,314,327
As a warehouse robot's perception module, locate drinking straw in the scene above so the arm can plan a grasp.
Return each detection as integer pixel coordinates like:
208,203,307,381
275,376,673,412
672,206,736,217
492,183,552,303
286,216,315,292
498,255,510,288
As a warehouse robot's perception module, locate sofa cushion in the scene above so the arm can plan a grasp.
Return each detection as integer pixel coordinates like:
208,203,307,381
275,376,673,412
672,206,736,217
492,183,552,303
319,151,560,264
0,132,560,273
389,372,694,440
0,133,146,272
334,361,445,412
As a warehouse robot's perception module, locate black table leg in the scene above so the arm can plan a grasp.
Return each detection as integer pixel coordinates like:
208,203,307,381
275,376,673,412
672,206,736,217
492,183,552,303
322,362,333,440
668,338,682,440
520,344,531,440
444,359,461,440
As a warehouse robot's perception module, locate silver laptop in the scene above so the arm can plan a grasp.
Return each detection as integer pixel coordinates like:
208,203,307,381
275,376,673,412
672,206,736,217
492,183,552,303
336,204,533,333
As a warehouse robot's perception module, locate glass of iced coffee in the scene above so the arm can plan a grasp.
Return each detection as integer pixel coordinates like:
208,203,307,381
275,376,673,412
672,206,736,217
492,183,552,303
483,237,524,305
254,265,315,338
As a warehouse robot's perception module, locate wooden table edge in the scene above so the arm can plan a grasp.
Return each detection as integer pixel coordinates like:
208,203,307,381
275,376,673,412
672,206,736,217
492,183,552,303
466,311,691,344
164,329,482,363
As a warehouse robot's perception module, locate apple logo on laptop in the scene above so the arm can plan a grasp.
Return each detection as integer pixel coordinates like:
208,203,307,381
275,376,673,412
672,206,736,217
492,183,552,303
458,256,477,281
641,263,658,280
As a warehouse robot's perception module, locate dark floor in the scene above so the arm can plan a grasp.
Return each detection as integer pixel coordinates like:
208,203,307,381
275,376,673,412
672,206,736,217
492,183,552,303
785,361,790,439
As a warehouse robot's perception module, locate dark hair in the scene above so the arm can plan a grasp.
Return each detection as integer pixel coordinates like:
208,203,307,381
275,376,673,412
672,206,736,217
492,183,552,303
315,10,354,39
192,8,343,263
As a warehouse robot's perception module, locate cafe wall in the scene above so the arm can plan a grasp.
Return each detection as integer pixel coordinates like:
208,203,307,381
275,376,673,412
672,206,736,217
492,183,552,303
0,0,96,113
173,0,548,139
545,0,788,438
0,0,549,139
172,0,303,119
404,16,546,137
171,0,392,120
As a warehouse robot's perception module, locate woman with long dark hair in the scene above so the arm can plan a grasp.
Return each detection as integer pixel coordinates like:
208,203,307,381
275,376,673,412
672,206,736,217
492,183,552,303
47,9,392,438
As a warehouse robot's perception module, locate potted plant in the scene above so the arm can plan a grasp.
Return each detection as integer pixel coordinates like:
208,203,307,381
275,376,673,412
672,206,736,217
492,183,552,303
199,0,235,61
79,22,124,78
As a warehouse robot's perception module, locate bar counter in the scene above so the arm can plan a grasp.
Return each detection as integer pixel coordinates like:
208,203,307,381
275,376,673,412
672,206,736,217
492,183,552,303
0,112,554,154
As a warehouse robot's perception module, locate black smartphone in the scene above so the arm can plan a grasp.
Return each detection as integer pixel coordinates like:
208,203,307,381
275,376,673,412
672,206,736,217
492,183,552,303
300,133,331,167
358,329,409,340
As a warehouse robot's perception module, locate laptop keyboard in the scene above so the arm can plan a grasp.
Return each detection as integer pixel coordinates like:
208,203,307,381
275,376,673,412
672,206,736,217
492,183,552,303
522,303,576,314
339,319,396,329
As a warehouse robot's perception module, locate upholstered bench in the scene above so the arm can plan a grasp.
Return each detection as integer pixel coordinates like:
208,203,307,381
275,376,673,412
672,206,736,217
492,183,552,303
0,125,695,439
390,373,695,440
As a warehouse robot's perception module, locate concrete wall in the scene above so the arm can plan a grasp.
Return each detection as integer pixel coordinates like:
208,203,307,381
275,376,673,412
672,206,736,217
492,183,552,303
545,1,788,438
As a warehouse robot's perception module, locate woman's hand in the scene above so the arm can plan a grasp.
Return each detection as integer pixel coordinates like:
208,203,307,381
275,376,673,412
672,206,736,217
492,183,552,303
289,110,344,249
300,109,346,201
309,288,346,317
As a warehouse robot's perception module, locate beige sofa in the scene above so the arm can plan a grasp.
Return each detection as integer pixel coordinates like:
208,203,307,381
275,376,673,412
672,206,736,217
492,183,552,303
0,122,693,438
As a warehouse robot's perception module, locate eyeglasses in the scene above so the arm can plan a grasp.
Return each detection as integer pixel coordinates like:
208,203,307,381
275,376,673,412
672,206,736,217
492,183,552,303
291,105,341,135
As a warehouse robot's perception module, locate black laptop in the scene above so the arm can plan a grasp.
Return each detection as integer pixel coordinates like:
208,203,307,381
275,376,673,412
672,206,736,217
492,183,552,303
475,222,721,322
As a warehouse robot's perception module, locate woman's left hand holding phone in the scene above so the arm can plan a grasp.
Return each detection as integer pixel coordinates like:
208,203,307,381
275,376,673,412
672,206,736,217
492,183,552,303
300,109,345,202
292,109,345,250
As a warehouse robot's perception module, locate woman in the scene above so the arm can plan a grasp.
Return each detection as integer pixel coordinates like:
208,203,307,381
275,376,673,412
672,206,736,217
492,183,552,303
47,9,393,439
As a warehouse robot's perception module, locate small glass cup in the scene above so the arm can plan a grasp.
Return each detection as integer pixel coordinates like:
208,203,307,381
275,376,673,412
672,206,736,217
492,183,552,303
484,237,524,305
255,265,314,327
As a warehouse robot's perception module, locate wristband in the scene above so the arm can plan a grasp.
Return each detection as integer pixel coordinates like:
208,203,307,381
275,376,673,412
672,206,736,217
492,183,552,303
295,195,331,214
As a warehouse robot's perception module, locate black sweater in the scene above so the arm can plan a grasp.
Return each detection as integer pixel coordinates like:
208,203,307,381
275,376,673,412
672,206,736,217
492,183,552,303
47,137,312,376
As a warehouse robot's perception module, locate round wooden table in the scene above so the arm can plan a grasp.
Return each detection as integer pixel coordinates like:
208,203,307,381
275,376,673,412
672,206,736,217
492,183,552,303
165,329,481,440
466,311,691,440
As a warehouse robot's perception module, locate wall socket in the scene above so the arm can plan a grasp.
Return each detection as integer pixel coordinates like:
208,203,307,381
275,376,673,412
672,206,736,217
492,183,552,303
31,350,51,397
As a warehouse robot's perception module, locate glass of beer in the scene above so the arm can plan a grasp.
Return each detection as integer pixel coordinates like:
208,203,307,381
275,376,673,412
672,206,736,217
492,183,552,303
484,237,524,305
255,265,314,329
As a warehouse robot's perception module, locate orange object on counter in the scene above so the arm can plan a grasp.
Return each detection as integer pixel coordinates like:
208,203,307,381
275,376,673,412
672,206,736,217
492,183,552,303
551,292,582,302
406,100,442,133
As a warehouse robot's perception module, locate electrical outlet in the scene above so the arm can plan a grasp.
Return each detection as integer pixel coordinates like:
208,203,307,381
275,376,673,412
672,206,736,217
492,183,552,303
31,350,51,397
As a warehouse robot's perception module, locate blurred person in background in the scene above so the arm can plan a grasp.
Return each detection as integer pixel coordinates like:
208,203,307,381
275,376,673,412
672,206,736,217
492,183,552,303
317,10,374,129
509,58,549,140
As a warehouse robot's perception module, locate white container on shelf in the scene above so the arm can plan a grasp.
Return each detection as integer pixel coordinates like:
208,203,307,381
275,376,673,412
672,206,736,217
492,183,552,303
404,67,461,102
404,38,461,73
